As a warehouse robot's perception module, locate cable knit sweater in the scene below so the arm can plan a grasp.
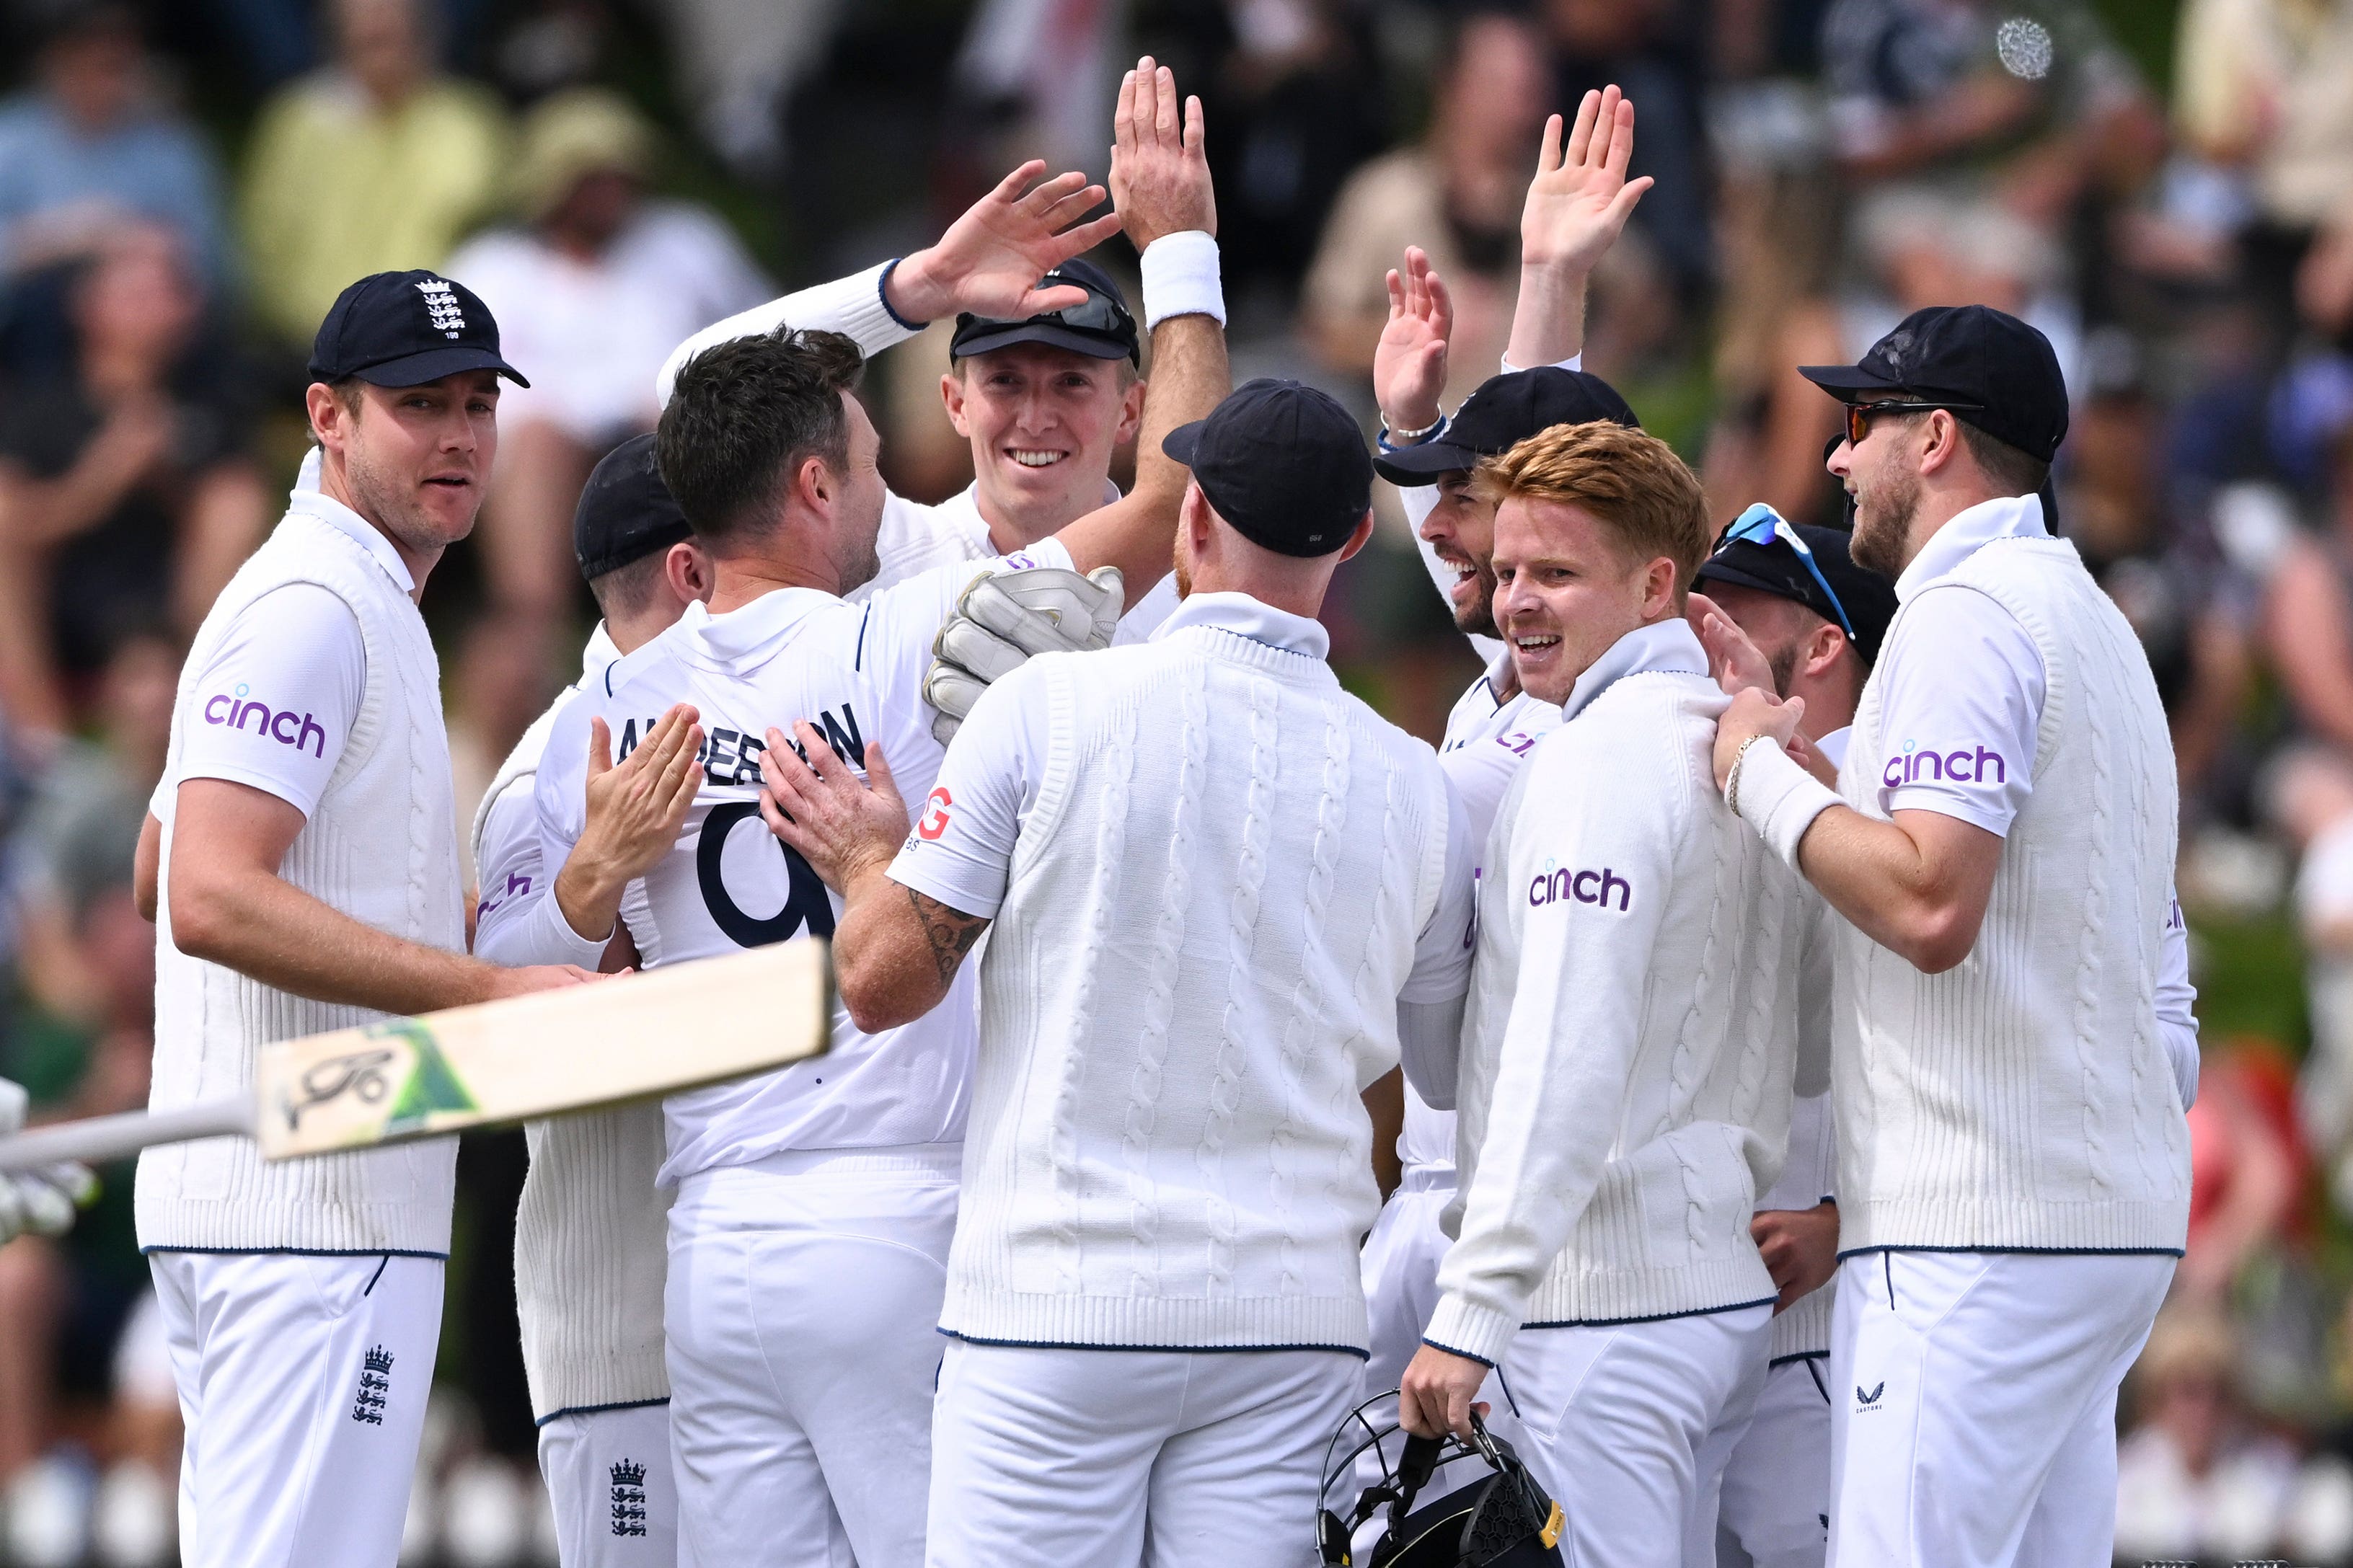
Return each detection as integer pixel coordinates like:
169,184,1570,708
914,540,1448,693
1834,536,2191,1254
921,608,1459,1355
138,507,464,1255
1421,621,1806,1367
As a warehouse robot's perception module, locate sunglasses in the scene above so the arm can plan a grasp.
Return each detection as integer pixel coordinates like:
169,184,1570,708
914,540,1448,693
959,273,1139,358
1843,399,1979,447
1710,502,1855,640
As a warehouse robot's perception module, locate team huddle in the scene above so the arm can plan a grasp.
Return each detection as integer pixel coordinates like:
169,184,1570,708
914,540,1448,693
88,55,2195,1568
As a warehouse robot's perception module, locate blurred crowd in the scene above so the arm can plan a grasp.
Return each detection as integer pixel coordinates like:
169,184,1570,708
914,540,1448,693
0,0,2349,1562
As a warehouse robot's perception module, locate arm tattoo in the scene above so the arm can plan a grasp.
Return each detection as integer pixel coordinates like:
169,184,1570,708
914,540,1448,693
906,887,989,986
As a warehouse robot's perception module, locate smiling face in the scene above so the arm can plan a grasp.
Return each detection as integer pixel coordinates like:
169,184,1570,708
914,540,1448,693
943,342,1144,543
312,370,502,570
1490,495,1674,704
1420,468,1500,637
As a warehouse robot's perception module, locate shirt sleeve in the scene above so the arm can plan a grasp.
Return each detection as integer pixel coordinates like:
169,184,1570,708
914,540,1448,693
885,662,1051,920
469,773,548,962
2159,890,2200,1110
1400,777,1475,1004
502,691,613,969
1426,714,1684,1366
1872,584,2044,836
172,583,363,818
655,261,919,408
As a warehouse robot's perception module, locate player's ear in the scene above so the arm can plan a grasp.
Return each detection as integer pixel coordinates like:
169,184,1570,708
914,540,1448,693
1334,510,1375,564
1115,372,1147,445
796,453,833,514
1804,619,1845,680
940,368,971,438
1640,556,1679,620
667,540,712,606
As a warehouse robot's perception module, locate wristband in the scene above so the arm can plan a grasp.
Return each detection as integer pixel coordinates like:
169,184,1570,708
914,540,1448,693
875,257,926,332
1378,411,1447,450
1139,231,1224,329
1728,738,1841,867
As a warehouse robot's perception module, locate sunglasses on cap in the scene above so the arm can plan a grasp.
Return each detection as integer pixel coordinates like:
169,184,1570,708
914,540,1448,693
1843,398,1981,448
960,270,1136,341
1710,502,1855,640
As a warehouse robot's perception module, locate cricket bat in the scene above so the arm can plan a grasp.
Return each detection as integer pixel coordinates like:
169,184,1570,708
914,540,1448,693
0,939,830,1174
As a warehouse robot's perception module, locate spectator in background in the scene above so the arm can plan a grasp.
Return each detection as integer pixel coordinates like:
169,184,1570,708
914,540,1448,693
447,88,766,632
0,3,233,295
0,632,179,1559
239,0,507,347
2115,1308,2304,1564
1304,9,1552,412
2062,329,2253,800
2173,0,2353,246
0,226,267,737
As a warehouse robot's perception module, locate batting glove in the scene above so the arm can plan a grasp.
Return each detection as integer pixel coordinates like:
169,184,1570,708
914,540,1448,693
0,1079,95,1244
924,564,1124,742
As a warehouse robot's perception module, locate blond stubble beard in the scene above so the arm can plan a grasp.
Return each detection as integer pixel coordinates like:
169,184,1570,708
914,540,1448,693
1848,447,1919,579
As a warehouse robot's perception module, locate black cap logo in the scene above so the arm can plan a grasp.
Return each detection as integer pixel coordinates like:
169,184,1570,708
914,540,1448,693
415,278,466,340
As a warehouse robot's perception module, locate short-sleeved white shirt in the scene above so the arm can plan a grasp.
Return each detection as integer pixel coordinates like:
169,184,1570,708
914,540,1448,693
162,490,411,820
534,540,1085,1184
1867,494,2049,835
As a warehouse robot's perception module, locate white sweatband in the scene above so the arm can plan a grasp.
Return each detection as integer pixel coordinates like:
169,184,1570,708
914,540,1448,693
1731,738,1842,867
1139,230,1224,329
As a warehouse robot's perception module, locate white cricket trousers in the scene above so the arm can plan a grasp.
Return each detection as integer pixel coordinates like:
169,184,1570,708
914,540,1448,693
1826,1249,2175,1568
1716,1355,1832,1568
538,1400,674,1567
149,1249,443,1568
666,1145,959,1568
927,1339,1363,1567
1356,1176,1525,1494
1501,1302,1773,1568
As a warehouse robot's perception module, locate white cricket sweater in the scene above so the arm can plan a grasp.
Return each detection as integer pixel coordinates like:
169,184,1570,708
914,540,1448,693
934,619,1458,1354
1835,535,2192,1254
1425,621,1806,1366
138,505,464,1254
469,629,671,1419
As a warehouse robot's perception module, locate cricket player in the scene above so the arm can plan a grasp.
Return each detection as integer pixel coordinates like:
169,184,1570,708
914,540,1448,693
1710,306,2193,1567
1683,513,1899,1568
472,433,712,1565
518,64,1227,1568
130,271,591,1567
764,378,1473,1567
658,133,1227,640
1398,422,1806,1568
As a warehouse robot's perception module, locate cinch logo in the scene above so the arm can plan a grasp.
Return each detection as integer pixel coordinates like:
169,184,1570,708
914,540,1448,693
917,787,953,841
1881,739,2005,789
1528,859,1630,913
203,684,327,758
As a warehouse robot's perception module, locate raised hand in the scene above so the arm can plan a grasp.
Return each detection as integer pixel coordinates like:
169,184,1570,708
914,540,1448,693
1111,56,1214,252
1504,85,1653,370
1522,86,1651,275
1686,590,1776,696
554,703,703,943
1372,247,1453,436
886,163,1125,325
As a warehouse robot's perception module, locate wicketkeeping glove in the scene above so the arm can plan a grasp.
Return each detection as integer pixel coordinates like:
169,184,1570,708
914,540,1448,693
924,564,1125,742
0,1079,94,1244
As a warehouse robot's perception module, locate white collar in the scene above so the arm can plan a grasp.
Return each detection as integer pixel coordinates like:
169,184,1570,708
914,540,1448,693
1477,647,1516,709
581,621,619,678
953,477,1125,554
285,487,415,595
1153,590,1330,660
1558,618,1707,723
1895,492,2047,602
672,587,835,666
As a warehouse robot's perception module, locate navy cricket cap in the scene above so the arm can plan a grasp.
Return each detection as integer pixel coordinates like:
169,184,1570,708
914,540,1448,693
574,433,692,583
1695,521,1900,665
950,257,1139,366
1372,367,1638,485
1162,379,1372,558
1798,304,2067,464
306,270,529,389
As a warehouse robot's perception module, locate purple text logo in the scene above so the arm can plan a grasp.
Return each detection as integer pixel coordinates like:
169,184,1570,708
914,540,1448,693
203,683,327,758
1881,740,2005,790
1529,860,1630,913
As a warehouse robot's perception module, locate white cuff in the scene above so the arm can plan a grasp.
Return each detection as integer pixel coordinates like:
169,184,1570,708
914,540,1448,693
1732,739,1841,867
1497,353,1581,375
1139,231,1224,329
